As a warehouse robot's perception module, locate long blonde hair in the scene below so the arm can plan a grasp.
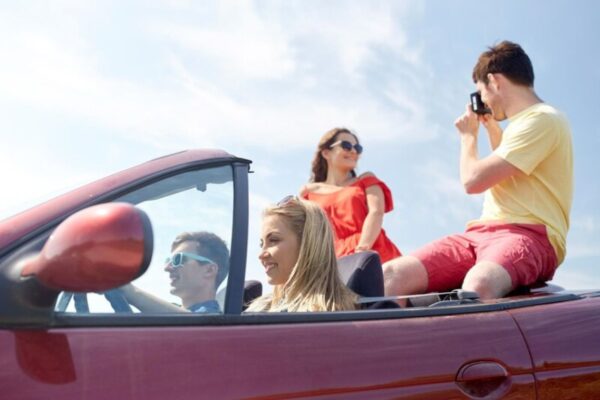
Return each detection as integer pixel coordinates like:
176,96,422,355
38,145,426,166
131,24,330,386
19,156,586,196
248,198,357,312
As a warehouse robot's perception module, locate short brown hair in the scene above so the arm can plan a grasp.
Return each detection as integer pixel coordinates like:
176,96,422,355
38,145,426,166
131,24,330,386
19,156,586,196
472,41,534,87
171,231,229,288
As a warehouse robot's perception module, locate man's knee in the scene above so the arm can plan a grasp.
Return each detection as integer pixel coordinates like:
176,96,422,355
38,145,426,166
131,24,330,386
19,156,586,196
383,256,428,296
462,262,513,300
463,275,497,299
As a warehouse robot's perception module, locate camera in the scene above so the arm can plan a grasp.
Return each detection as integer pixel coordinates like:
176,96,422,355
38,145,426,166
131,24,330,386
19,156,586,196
470,92,491,115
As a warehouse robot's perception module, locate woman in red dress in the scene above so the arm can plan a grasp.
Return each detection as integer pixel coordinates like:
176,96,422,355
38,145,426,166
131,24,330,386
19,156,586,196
301,127,401,263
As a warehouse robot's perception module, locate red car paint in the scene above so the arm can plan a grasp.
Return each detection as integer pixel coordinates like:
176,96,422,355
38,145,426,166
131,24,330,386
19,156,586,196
21,203,150,291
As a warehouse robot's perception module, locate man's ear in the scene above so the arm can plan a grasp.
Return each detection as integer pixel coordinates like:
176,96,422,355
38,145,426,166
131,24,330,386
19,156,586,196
488,73,501,90
206,263,218,278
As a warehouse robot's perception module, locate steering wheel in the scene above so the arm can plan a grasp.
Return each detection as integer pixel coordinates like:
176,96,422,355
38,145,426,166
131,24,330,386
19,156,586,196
55,289,133,313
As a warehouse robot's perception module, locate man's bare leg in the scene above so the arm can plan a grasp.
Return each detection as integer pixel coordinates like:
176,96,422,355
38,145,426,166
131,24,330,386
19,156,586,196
462,261,513,300
383,256,429,299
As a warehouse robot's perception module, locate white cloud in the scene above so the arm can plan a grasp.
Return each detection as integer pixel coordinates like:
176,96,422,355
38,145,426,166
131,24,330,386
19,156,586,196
0,1,435,155
276,1,420,80
413,159,481,226
154,4,296,80
0,148,99,219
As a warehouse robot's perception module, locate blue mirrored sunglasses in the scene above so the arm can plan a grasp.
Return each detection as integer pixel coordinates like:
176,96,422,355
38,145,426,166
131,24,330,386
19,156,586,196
330,140,363,154
165,252,215,268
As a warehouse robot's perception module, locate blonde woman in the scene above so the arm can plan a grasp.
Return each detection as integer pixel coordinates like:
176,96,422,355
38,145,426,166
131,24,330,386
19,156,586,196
247,196,357,312
301,127,401,263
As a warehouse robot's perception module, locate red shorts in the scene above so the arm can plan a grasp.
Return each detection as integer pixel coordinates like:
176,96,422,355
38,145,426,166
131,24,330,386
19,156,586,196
411,222,559,292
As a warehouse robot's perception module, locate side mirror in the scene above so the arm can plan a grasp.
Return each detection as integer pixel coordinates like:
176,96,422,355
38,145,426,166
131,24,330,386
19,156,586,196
21,203,153,292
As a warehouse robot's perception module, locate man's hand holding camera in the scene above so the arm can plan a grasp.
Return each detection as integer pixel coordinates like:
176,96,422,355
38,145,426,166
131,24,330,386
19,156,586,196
455,102,503,150
455,104,480,138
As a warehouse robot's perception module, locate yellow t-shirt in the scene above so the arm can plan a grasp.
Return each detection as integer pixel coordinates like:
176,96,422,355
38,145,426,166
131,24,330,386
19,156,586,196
472,103,573,264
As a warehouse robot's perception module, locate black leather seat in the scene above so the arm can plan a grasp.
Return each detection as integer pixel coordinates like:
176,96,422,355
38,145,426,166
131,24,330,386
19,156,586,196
216,280,263,311
337,251,384,298
243,280,262,309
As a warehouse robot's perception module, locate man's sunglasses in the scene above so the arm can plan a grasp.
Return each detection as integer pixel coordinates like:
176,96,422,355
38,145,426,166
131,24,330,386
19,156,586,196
165,252,215,268
330,140,363,154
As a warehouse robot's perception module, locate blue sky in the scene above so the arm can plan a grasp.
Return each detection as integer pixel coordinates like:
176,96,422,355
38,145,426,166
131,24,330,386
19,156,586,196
1,1,599,290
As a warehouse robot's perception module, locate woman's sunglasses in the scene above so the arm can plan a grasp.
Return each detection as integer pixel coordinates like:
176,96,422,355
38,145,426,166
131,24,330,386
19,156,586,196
329,140,363,154
165,252,215,268
276,194,299,207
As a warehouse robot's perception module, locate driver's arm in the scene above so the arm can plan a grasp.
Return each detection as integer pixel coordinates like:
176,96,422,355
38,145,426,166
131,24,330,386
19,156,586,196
120,284,188,313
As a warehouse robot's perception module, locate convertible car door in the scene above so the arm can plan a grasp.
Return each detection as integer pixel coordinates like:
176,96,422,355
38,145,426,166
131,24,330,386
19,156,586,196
510,296,600,399
1,308,535,399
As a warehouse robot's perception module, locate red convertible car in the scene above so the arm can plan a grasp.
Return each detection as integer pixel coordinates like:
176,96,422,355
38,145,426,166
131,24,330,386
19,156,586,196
1,149,599,399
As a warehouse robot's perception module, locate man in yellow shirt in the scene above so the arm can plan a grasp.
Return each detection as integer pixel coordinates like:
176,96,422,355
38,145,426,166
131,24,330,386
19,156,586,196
384,41,573,300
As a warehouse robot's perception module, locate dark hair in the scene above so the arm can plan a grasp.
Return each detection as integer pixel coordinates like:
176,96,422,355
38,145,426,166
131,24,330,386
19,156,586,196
472,41,534,87
310,127,359,182
172,231,230,288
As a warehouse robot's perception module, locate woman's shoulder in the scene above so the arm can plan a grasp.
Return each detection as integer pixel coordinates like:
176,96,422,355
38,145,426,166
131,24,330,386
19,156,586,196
301,182,346,196
353,172,393,194
355,171,376,180
353,171,384,186
300,182,321,197
302,182,322,191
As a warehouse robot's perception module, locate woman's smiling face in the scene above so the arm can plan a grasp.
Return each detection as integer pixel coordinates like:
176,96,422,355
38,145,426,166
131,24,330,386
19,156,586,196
325,132,361,171
258,214,300,285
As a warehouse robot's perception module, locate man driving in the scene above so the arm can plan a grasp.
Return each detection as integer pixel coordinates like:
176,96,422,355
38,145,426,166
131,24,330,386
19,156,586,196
122,231,229,313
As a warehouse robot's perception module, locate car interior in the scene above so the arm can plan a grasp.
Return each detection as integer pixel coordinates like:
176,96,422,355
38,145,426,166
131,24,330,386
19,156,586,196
233,251,484,312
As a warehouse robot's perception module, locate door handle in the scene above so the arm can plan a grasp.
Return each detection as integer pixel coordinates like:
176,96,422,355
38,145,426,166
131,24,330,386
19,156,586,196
455,361,510,398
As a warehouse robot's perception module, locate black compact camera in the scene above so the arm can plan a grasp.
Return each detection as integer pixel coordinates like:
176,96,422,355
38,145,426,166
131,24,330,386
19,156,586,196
470,92,491,115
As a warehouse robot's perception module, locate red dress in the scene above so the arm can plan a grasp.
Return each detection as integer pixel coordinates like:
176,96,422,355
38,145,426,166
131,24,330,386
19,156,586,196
302,176,402,263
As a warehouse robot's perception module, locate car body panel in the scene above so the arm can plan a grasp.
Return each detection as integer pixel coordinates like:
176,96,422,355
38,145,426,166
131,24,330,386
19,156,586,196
509,295,600,398
2,311,534,399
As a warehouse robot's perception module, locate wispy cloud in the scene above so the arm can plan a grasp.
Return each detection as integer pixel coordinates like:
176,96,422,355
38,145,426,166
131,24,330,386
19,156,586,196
412,159,481,227
0,148,98,218
154,4,296,80
0,1,435,153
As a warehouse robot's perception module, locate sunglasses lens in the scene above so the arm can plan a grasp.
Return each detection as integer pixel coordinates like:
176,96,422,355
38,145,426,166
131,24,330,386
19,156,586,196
277,195,295,206
355,144,363,154
172,253,184,267
340,141,353,151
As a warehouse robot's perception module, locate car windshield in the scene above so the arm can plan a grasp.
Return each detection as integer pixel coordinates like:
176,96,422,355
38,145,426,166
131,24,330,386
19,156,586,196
55,165,234,314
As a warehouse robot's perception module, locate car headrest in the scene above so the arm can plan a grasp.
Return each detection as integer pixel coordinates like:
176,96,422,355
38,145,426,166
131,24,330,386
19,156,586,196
337,251,384,298
216,280,263,312
243,280,262,309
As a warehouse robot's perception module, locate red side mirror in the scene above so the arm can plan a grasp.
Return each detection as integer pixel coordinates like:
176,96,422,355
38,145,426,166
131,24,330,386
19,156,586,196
21,203,153,292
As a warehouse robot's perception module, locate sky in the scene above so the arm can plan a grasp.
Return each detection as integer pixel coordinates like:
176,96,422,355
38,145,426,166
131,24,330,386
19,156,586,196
1,0,599,292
